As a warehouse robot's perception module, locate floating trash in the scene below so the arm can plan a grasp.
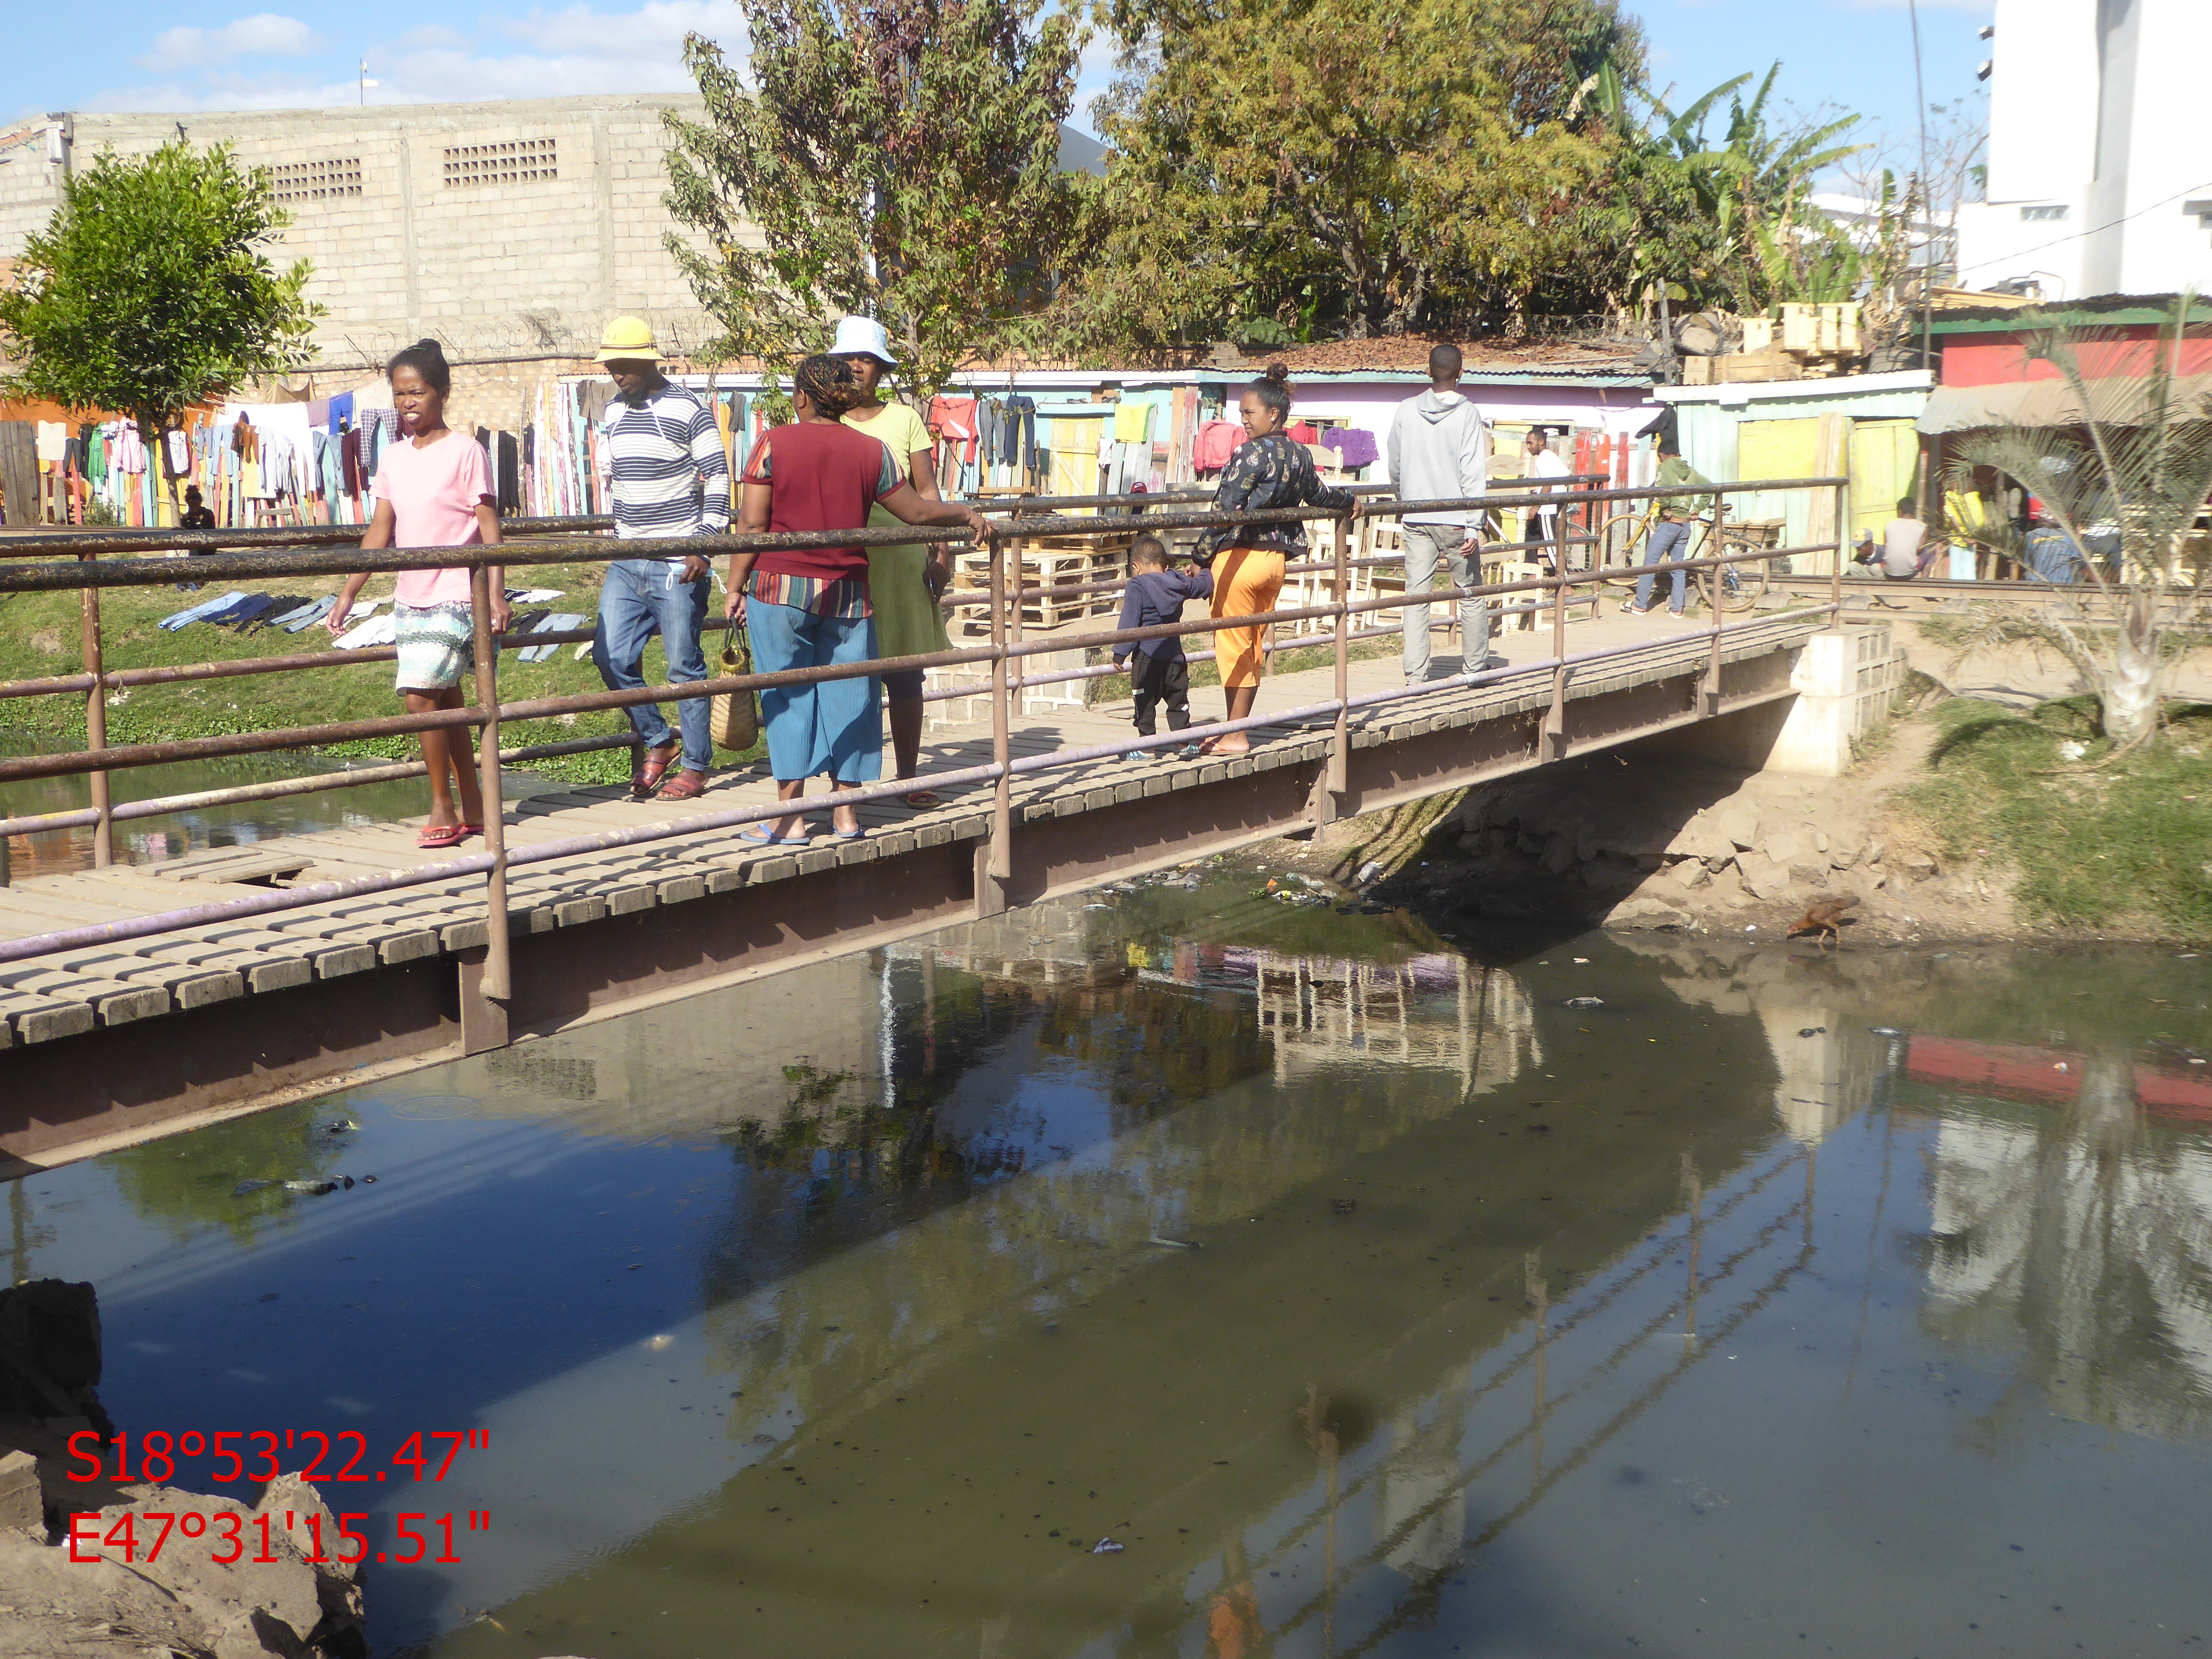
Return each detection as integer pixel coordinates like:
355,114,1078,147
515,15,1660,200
283,1180,338,1196
326,1118,359,1134
1869,1026,1906,1038
1092,1538,1125,1555
1331,1198,1356,1215
1799,1026,1827,1037
1357,861,1383,885
1147,1235,1200,1250
1564,996,1604,1008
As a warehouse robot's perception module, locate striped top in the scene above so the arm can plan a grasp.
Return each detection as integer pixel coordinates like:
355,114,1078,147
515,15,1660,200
597,380,732,546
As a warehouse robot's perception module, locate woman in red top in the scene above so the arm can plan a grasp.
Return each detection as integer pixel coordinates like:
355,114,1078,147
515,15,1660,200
722,355,989,843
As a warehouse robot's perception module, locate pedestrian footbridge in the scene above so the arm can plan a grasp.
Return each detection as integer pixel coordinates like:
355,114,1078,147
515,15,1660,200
0,481,1889,1165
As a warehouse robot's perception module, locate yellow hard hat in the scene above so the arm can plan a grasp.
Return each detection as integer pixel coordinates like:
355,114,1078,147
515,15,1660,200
595,315,662,364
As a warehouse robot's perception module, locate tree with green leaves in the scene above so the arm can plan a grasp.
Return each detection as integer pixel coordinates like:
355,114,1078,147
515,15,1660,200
1590,63,1866,316
662,0,1085,406
1064,0,1639,345
1942,294,2212,748
0,141,320,460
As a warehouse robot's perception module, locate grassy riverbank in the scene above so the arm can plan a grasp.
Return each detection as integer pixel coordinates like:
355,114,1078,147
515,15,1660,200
1892,696,2212,939
0,562,759,786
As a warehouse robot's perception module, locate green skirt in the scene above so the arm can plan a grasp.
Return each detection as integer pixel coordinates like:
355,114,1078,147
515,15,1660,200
865,503,951,661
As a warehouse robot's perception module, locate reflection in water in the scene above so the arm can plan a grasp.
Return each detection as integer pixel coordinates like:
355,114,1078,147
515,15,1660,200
10,881,2212,1658
1919,1046,2212,1443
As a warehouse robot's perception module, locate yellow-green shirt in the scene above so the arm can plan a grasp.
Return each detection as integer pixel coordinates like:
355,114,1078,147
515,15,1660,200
843,402,948,661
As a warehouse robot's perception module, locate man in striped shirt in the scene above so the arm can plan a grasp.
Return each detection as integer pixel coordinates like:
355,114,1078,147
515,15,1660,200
589,315,731,800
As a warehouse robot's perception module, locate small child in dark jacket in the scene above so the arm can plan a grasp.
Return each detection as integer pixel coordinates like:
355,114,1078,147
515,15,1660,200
1114,534,1214,737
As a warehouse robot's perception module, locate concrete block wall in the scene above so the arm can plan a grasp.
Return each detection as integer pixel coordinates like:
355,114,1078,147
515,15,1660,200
5,97,725,366
0,124,68,273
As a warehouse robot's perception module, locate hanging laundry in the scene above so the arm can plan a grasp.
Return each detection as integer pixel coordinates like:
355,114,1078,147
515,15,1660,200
1321,427,1379,470
1193,420,1244,473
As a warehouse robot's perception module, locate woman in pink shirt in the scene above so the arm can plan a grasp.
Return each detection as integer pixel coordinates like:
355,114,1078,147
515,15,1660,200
327,339,510,848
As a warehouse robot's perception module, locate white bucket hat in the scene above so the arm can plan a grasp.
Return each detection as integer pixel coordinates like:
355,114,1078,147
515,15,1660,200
830,315,897,366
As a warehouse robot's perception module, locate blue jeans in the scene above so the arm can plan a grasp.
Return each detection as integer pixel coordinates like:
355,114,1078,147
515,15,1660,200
746,597,882,784
593,559,712,771
1635,519,1693,613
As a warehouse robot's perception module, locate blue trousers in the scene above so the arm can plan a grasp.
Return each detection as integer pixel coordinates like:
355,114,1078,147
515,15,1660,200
593,559,712,771
746,597,882,784
1635,519,1693,613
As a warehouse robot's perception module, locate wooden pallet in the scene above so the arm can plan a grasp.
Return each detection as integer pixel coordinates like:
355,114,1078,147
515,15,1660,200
951,534,1131,625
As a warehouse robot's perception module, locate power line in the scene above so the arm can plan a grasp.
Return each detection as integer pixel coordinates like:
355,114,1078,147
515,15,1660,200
1965,178,2212,277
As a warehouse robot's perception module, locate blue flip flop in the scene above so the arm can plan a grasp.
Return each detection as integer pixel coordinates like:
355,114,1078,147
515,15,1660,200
738,826,801,846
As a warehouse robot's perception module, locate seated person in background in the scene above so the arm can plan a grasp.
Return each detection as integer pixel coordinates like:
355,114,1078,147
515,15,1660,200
2023,501,2085,584
181,486,216,533
1875,497,1927,580
1112,534,1214,739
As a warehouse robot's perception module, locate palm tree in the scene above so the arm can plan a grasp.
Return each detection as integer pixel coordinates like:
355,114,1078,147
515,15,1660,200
1942,292,2212,749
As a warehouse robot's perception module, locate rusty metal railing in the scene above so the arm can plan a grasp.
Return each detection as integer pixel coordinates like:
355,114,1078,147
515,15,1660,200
0,473,1848,989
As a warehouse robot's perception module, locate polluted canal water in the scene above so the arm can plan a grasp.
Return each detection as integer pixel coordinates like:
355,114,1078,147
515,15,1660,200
10,862,2212,1657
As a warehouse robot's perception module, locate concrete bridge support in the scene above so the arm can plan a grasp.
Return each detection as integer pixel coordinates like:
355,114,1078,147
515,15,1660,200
1659,626,1903,778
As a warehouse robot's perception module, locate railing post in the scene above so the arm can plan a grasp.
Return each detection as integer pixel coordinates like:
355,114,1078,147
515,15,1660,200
1701,498,1724,717
1541,502,1569,761
1830,480,1848,620
1008,529,1025,718
466,564,512,1035
79,550,113,867
977,529,1011,919
1315,509,1351,828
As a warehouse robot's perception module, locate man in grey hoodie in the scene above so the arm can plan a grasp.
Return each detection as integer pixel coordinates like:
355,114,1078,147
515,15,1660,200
1387,344,1493,683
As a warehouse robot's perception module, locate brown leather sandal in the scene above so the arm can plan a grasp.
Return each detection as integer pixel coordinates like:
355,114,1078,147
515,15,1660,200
656,768,708,801
633,741,679,797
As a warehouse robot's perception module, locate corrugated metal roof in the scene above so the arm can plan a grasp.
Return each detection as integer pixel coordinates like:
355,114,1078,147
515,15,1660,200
1247,333,1645,380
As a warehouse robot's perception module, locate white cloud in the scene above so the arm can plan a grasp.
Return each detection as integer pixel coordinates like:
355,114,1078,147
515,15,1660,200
87,0,746,112
497,0,740,56
135,13,321,71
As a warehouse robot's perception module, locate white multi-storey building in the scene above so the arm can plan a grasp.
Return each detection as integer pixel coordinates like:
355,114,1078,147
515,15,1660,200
1953,0,2212,299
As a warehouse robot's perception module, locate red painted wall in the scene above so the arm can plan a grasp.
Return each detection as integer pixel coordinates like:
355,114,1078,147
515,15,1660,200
1942,327,2212,387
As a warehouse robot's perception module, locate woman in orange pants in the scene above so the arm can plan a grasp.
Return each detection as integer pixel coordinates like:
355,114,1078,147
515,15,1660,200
1189,363,1357,756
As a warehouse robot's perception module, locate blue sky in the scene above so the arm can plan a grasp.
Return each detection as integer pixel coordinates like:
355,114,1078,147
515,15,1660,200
4,0,1993,173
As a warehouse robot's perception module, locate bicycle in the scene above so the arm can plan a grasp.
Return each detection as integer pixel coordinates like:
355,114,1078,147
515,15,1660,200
1592,502,1771,615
